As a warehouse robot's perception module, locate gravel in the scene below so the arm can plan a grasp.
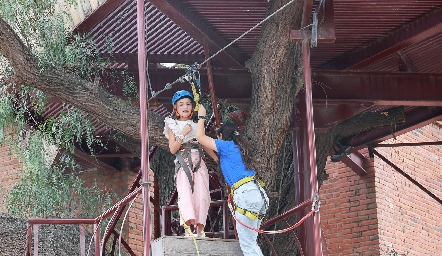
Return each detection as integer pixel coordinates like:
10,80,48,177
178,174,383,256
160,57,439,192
0,213,95,256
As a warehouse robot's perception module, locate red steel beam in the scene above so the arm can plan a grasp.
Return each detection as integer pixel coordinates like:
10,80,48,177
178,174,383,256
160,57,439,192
148,0,247,69
374,141,442,148
102,53,205,65
301,0,313,27
204,43,221,127
28,218,96,224
341,152,368,176
74,149,120,172
322,8,442,70
123,69,442,107
302,40,322,256
312,71,442,107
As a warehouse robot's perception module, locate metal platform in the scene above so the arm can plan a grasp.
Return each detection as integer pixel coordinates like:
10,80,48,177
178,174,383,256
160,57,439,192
151,236,242,256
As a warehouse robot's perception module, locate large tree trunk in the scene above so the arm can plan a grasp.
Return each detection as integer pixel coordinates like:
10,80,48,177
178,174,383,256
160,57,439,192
245,0,304,190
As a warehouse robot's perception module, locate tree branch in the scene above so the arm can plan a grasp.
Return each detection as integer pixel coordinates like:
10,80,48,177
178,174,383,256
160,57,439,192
0,15,168,152
316,106,405,184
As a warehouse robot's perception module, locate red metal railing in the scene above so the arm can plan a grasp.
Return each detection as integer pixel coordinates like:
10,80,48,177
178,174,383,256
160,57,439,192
26,218,98,256
26,185,143,256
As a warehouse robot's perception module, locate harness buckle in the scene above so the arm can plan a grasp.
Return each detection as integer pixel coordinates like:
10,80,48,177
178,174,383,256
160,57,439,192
311,194,320,213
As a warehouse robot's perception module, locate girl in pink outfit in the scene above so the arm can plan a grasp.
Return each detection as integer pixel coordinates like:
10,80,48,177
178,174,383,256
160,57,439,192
163,90,218,237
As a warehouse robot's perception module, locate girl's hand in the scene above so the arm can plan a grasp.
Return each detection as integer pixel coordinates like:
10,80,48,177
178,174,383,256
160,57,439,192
198,105,207,116
181,123,192,135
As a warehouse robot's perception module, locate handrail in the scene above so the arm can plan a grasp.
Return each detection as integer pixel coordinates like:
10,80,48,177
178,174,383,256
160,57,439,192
26,218,99,256
260,199,313,229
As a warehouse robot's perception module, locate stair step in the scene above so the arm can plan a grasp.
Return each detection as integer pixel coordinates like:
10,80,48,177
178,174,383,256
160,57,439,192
151,236,242,256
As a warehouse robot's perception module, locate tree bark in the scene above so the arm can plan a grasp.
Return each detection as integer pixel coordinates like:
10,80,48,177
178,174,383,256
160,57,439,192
245,0,304,190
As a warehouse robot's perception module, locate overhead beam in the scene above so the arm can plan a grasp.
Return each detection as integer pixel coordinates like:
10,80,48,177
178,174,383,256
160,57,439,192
321,8,442,70
74,149,120,172
301,0,313,27
312,71,442,107
341,152,368,176
148,0,247,68
115,69,442,107
102,53,205,64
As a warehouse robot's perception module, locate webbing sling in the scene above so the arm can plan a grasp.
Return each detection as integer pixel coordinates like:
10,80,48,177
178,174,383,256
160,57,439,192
175,142,203,193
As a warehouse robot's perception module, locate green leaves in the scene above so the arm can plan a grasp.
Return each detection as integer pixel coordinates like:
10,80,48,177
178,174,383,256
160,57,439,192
0,89,115,219
0,0,117,219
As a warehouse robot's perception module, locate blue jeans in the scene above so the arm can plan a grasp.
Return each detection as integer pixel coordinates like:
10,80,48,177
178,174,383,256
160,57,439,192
233,181,269,256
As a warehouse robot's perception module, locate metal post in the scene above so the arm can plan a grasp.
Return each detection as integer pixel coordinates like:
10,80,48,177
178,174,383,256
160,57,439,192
204,43,221,127
33,224,39,256
136,0,151,255
302,39,322,255
94,224,100,256
26,223,32,256
80,224,85,256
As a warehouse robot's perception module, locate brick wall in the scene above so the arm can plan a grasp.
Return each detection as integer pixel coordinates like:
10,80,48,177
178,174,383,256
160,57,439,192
320,149,380,256
320,123,442,256
374,123,442,255
0,142,23,213
80,164,157,255
125,170,158,255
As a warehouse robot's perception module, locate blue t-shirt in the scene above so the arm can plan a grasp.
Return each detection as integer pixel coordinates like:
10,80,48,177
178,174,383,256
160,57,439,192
215,139,255,187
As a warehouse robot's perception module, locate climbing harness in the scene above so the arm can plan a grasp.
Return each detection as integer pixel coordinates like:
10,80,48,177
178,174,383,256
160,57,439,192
229,176,267,221
234,205,265,221
231,176,265,191
174,141,204,193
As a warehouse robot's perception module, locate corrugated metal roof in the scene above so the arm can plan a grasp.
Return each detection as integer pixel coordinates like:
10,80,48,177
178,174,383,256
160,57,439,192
311,0,442,71
185,0,268,56
88,0,203,55
363,33,442,72
65,0,442,156
83,0,442,73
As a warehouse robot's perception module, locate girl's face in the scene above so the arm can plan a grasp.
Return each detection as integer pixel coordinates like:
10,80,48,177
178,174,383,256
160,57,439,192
175,97,193,120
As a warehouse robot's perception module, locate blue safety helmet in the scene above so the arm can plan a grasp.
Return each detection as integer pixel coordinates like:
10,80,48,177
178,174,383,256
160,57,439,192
171,90,194,105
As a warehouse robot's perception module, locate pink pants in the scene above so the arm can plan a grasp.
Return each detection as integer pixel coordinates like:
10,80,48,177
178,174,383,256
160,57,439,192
176,151,210,226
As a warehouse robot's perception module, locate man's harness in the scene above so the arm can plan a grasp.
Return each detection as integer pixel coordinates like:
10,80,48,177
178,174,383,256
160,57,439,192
175,141,203,193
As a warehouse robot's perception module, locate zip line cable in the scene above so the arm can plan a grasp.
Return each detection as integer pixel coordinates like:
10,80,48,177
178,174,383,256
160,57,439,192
147,0,301,102
199,0,297,67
